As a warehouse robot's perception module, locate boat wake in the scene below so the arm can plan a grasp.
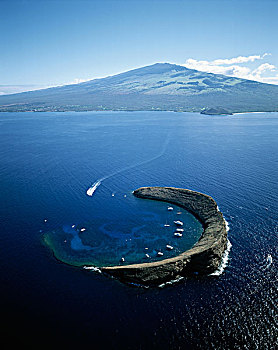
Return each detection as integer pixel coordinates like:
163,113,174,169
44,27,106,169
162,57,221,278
86,180,101,196
86,132,171,197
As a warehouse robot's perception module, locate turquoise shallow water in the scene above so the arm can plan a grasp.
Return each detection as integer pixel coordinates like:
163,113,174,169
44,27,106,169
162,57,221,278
44,196,203,267
0,111,277,349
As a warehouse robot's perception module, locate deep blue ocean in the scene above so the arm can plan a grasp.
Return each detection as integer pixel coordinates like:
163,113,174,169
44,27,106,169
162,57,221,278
0,111,277,349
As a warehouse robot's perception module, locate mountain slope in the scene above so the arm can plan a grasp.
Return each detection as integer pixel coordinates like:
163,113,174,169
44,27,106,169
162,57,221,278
0,63,278,113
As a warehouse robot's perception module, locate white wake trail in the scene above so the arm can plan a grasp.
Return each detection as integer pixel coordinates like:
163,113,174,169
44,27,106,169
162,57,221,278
103,133,171,181
86,133,171,196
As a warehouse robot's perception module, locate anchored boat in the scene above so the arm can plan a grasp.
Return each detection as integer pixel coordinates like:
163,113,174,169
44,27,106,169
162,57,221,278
174,220,183,226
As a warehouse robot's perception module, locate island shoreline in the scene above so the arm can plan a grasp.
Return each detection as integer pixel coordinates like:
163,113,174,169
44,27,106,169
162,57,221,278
101,186,228,286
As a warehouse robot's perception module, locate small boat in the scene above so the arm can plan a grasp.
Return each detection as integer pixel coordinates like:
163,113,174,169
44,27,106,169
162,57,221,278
168,207,174,211
120,257,125,262
157,251,164,257
145,247,149,250
176,228,184,232
124,194,127,198
112,193,115,197
177,212,182,215
145,254,150,258
174,232,183,237
80,228,86,232
166,245,173,250
71,224,75,228
164,224,170,227
174,220,183,226
44,219,47,223
86,180,101,196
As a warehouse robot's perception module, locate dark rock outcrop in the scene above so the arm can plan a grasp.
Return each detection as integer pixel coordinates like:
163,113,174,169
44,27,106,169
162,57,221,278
101,187,228,286
201,107,233,115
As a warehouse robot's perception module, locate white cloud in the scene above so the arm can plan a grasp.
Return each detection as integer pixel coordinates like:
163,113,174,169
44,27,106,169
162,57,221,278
185,53,270,70
70,78,91,84
49,77,92,88
184,59,252,77
257,74,278,84
252,63,276,76
184,53,278,85
212,53,270,65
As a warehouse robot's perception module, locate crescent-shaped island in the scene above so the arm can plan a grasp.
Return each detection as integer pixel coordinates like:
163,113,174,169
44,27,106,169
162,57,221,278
101,186,228,286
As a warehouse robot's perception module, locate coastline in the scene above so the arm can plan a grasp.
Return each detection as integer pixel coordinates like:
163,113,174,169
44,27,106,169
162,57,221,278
101,186,228,286
0,109,277,114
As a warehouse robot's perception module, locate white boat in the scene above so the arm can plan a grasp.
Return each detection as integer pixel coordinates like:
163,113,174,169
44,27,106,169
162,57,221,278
168,207,174,211
145,254,150,258
86,180,101,196
80,228,86,232
166,245,173,250
120,257,125,262
164,224,170,227
157,251,164,257
174,220,183,226
266,254,273,265
174,232,183,237
176,228,184,232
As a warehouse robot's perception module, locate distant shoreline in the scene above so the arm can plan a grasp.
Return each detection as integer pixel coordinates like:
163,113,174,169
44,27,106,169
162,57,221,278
0,109,277,114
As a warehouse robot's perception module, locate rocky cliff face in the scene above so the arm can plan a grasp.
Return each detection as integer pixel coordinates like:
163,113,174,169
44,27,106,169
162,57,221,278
102,187,228,286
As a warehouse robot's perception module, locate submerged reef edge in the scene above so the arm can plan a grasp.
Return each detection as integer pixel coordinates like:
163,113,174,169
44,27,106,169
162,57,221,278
101,186,228,286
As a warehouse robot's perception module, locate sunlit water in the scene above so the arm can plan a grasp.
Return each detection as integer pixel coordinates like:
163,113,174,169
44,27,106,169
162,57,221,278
0,111,277,349
44,199,202,267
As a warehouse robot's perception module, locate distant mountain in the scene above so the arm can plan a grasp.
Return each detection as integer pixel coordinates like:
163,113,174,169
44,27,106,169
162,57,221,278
0,63,278,113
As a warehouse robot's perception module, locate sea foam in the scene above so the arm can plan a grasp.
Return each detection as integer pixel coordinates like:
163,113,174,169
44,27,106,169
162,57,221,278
83,266,102,273
210,239,232,276
158,276,184,288
224,218,230,232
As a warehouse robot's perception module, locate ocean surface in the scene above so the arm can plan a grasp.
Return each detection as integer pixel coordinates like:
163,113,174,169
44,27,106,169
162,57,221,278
44,199,203,268
0,111,277,349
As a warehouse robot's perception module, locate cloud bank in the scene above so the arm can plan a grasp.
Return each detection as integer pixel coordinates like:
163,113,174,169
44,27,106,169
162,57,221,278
184,54,278,85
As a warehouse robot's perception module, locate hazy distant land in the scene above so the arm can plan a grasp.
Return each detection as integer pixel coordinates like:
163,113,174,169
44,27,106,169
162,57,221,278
0,63,278,114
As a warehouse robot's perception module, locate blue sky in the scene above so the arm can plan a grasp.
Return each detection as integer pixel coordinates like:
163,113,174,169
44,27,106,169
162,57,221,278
1,0,278,94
